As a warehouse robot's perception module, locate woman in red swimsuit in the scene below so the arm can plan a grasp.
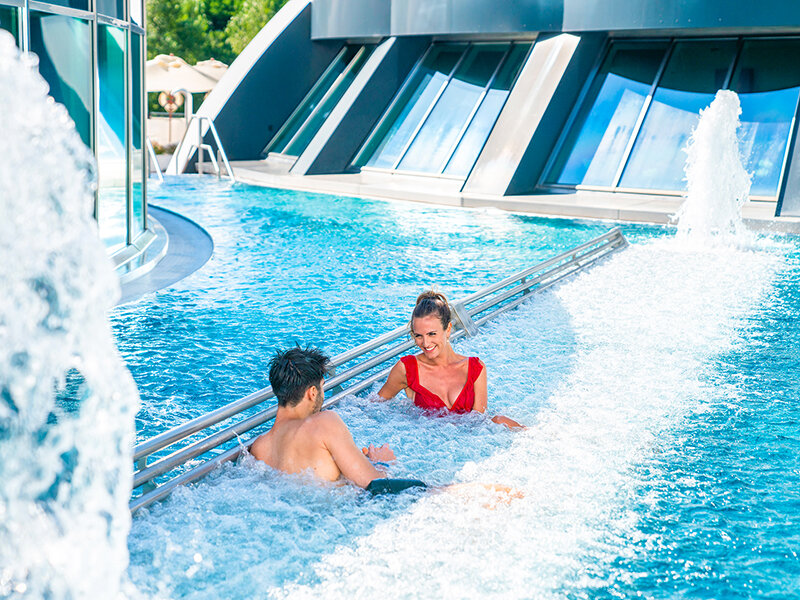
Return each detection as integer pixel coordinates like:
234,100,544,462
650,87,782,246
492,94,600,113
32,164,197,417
377,291,524,429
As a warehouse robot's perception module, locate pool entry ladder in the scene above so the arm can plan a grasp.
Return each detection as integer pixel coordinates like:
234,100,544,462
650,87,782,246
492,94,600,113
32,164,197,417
130,227,628,513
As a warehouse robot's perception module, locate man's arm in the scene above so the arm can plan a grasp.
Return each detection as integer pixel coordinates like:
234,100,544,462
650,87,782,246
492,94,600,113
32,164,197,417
316,411,389,488
377,360,408,400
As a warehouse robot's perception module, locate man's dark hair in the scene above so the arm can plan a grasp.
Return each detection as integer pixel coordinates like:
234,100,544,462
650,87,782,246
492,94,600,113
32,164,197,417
268,347,330,407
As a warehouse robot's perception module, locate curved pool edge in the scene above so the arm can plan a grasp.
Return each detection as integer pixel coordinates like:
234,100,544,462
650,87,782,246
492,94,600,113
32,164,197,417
117,204,214,305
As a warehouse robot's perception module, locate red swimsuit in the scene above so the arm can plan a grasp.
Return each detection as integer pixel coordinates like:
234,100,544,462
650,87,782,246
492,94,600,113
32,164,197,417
400,355,483,413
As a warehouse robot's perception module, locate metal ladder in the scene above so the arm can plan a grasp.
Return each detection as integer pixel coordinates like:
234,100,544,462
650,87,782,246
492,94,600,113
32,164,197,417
185,116,236,181
130,227,628,513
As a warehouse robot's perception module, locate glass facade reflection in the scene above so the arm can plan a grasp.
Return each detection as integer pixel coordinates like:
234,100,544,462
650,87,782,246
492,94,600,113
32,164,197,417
97,24,128,251
546,43,668,187
265,45,374,157
356,42,529,176
731,39,800,197
0,5,19,44
546,38,800,199
29,12,93,148
5,0,150,259
131,33,145,237
620,40,737,191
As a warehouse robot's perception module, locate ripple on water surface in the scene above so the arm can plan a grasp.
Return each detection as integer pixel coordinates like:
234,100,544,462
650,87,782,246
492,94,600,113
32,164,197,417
127,218,800,598
112,178,661,439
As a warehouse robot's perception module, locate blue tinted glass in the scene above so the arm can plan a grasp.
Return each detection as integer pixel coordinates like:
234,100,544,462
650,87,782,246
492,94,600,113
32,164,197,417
547,43,668,186
0,6,19,45
29,13,93,148
131,33,145,237
97,0,125,19
97,25,128,251
444,43,530,177
361,45,464,168
620,40,737,191
267,46,360,155
283,45,373,157
398,45,506,173
731,39,800,197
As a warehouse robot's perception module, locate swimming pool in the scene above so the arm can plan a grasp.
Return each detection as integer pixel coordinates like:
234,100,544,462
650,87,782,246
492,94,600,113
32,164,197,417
113,178,661,441
123,179,800,598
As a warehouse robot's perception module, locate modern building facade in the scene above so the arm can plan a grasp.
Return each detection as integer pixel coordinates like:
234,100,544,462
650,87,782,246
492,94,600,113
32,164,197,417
0,0,152,267
172,0,800,221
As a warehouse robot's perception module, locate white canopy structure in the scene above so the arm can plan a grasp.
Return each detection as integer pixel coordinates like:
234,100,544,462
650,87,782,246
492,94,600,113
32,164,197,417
194,58,229,81
145,54,217,93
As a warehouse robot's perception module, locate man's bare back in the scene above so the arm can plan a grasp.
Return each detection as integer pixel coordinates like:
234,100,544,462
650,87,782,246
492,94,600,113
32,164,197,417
251,410,391,486
249,348,393,488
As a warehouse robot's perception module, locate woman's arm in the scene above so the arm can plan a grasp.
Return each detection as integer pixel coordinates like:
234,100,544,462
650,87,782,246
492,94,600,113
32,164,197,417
376,360,409,400
472,359,488,413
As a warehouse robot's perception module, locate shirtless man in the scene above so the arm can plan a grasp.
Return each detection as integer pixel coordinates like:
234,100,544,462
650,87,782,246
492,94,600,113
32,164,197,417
250,347,425,494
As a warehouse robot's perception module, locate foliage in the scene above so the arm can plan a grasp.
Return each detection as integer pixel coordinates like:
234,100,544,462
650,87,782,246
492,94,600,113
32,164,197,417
224,0,288,55
146,0,209,63
146,0,288,65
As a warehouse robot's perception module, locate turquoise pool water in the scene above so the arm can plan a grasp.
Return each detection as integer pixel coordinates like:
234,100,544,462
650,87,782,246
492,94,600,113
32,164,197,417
122,178,800,598
113,178,661,441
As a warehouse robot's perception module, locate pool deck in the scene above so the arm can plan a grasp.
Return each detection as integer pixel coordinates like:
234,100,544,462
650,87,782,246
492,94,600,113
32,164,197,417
231,160,800,234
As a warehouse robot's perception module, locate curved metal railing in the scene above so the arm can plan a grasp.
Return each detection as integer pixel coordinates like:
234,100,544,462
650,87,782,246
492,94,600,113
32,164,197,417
130,227,628,512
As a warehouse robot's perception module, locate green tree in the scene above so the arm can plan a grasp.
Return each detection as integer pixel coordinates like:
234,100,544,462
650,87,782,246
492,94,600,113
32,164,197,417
224,0,288,55
146,0,209,62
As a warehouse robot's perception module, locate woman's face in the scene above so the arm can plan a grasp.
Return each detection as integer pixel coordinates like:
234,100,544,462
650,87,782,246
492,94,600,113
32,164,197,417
411,314,451,359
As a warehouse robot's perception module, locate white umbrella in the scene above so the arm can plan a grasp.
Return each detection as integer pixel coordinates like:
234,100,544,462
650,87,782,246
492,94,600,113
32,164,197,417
194,58,228,82
145,54,217,93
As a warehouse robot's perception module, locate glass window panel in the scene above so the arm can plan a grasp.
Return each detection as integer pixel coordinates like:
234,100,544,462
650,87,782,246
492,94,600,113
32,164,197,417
620,40,737,191
0,6,20,46
131,33,145,237
131,0,144,27
398,44,506,173
29,12,93,148
283,45,374,157
38,0,89,12
730,39,800,197
444,43,530,177
97,25,128,251
546,43,669,187
359,44,465,168
97,0,125,20
266,46,361,154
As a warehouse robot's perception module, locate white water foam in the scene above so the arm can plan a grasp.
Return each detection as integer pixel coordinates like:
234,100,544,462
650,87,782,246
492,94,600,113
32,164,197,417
675,89,752,245
0,32,139,598
270,236,781,599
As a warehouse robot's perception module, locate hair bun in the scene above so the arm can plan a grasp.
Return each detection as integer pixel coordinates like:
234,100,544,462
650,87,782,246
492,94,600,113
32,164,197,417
415,290,448,306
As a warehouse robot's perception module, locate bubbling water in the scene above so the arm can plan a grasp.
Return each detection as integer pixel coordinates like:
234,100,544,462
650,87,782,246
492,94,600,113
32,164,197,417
0,32,139,598
675,89,752,244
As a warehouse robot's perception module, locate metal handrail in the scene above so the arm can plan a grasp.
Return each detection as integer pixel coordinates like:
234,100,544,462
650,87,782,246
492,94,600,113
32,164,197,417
130,227,628,512
187,115,236,181
145,137,164,182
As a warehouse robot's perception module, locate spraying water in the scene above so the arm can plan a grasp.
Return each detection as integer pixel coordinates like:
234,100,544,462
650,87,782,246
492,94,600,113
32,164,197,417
675,89,752,243
0,32,139,597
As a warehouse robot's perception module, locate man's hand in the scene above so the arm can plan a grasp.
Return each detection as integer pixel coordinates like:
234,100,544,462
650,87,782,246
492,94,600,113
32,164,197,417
361,443,396,462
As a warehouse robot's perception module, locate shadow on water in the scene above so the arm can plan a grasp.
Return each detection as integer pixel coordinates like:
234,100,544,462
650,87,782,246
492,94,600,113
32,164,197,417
127,288,578,598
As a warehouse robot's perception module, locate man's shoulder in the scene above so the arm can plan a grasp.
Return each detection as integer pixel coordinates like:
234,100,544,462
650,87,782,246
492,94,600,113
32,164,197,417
304,410,345,432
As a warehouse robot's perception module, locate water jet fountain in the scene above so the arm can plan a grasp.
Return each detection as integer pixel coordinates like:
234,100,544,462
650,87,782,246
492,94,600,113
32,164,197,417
0,31,139,598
